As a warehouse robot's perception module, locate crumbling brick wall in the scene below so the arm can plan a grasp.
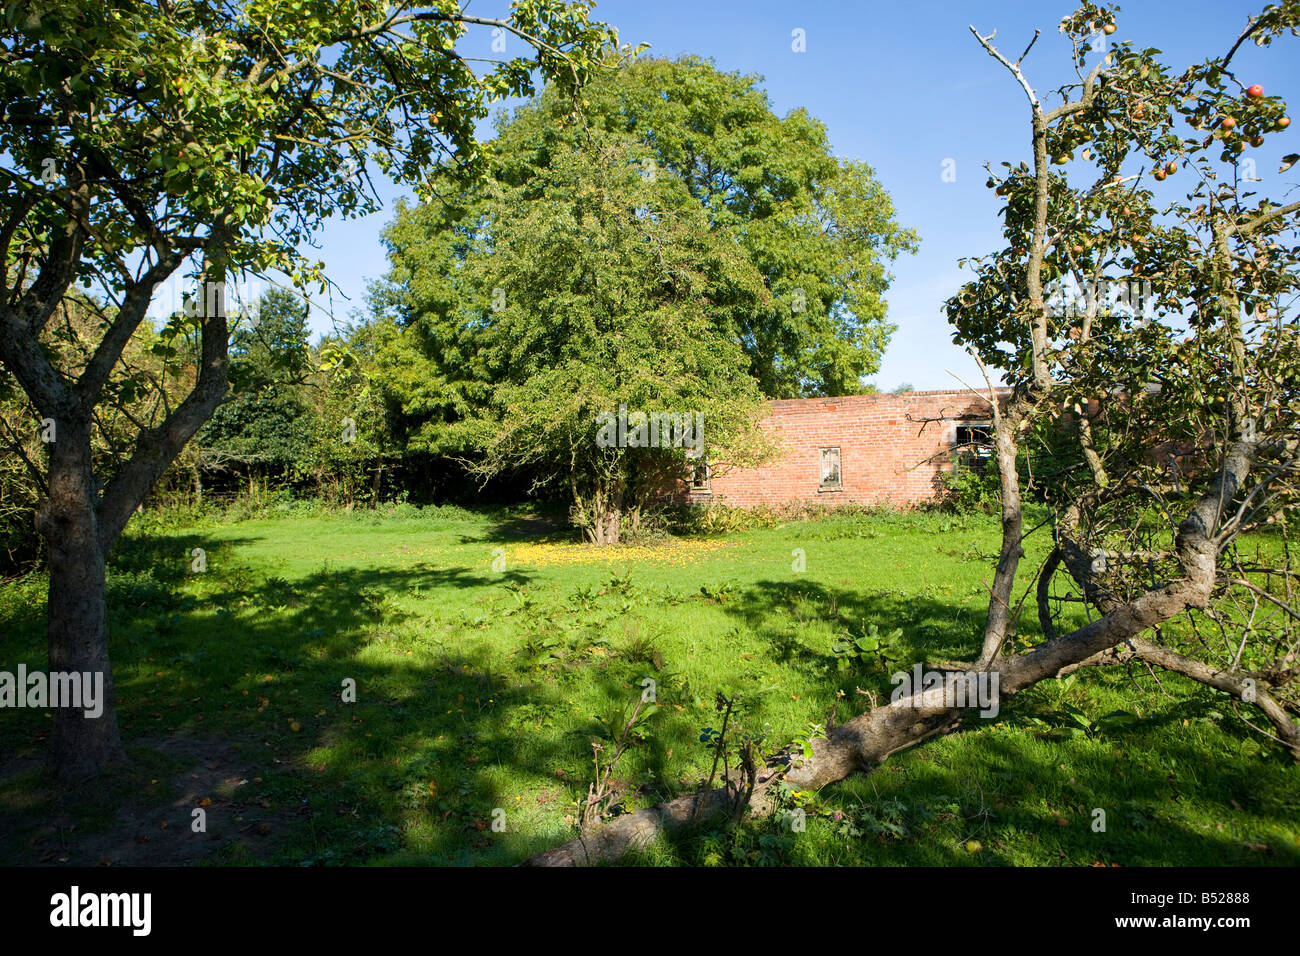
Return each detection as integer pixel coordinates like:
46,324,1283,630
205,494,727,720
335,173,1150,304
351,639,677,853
679,389,1011,508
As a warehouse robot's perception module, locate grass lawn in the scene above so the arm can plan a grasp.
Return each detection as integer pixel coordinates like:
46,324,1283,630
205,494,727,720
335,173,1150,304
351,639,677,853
1,503,1297,866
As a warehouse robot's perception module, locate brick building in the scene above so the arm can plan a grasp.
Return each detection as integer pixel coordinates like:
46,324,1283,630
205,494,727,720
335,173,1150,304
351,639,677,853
682,388,1012,508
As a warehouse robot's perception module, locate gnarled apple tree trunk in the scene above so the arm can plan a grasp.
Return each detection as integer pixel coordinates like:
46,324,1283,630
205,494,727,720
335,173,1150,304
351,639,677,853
1,224,232,780
37,416,124,779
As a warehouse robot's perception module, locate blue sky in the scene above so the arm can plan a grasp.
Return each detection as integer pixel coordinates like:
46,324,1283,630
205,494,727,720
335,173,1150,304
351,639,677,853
296,0,1300,391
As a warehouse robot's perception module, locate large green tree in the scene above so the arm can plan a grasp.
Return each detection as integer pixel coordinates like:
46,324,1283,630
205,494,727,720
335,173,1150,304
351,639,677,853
0,0,617,779
380,128,774,542
195,286,312,486
376,53,918,411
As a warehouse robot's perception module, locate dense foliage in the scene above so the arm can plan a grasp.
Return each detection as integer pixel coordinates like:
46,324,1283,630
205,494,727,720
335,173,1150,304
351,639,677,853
364,55,917,540
948,0,1300,735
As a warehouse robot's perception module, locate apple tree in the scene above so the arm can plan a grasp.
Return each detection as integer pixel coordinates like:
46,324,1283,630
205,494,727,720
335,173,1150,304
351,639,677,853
527,1,1300,865
0,0,618,779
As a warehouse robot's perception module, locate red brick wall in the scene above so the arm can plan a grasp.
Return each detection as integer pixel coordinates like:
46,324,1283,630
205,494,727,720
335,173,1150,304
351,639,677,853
679,389,1010,508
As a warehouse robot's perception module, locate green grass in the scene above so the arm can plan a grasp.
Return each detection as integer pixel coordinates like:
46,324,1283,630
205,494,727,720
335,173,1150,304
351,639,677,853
1,503,1296,866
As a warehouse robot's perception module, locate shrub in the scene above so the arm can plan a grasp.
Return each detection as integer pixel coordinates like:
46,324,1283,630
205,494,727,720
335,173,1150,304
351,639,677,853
667,499,896,536
938,464,1001,514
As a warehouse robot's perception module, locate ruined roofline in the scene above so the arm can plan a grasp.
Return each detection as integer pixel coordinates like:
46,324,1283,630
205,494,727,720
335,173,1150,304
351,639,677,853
764,387,1013,411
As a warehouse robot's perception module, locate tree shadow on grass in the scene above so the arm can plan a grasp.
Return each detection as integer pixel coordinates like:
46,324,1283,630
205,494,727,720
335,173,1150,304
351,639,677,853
4,530,1295,867
643,694,1300,867
1,536,678,865
634,578,1300,867
450,503,579,546
708,577,1004,702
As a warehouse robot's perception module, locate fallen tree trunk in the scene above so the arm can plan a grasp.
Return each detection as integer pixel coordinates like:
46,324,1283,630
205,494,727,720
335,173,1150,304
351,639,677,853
523,451,1239,866
524,561,1216,865
522,706,964,867
1120,637,1300,754
1051,511,1300,756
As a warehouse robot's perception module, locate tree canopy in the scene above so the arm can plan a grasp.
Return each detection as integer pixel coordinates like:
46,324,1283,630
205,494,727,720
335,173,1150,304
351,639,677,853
369,54,917,540
376,125,775,542
374,54,919,410
0,0,619,779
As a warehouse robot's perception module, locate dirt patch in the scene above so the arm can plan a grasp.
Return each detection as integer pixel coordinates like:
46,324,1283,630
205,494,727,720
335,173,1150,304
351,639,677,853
15,735,299,867
483,511,573,541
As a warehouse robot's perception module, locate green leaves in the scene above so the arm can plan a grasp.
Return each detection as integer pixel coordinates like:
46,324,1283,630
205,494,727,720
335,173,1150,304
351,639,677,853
1057,705,1142,740
448,55,914,399
3,0,618,315
831,622,904,672
372,122,778,536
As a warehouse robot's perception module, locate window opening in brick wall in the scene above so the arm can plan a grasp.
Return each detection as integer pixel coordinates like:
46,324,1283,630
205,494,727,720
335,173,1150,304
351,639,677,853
691,461,711,493
953,422,994,472
819,447,842,490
